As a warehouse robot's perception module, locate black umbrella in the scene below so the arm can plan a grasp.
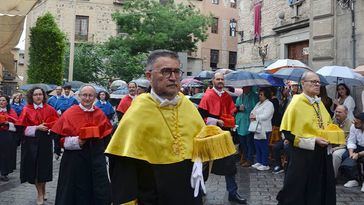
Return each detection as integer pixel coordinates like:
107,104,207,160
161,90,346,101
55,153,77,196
64,81,85,91
19,83,54,92
194,71,214,80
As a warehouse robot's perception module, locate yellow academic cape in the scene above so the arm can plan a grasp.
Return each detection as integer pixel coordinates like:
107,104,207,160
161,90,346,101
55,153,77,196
105,92,206,164
280,94,332,146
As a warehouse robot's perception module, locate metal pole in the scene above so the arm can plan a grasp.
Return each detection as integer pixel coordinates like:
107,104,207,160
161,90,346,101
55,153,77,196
351,0,356,68
68,0,76,82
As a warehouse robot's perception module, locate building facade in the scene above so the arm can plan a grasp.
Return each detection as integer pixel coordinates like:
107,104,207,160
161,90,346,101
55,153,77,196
175,0,239,75
237,0,364,71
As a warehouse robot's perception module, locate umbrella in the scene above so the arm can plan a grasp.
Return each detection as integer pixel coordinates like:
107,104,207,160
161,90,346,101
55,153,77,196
89,84,107,93
19,83,54,92
264,59,311,73
272,68,329,85
181,78,204,87
194,70,214,80
110,80,127,91
132,78,150,89
215,68,234,75
224,70,272,88
258,73,285,87
316,66,364,86
353,65,364,76
64,81,85,91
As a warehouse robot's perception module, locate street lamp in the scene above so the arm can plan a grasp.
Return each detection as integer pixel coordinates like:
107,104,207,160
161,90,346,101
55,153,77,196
229,19,237,37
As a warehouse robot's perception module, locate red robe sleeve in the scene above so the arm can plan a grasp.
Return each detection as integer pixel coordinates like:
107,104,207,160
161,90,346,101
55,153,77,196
116,95,132,113
52,106,113,138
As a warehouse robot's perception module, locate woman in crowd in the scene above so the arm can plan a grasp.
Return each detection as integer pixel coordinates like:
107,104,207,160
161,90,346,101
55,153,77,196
95,91,115,120
333,83,355,120
18,87,58,205
11,93,25,116
0,95,18,181
250,88,274,171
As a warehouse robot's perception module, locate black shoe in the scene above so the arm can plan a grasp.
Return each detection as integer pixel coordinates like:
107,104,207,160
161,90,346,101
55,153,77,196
272,166,284,174
228,193,247,204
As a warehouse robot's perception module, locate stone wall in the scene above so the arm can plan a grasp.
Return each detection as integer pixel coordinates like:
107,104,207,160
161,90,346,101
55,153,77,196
237,0,310,69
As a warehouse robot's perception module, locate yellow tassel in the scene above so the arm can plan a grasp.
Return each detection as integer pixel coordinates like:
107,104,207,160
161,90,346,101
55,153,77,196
192,125,236,162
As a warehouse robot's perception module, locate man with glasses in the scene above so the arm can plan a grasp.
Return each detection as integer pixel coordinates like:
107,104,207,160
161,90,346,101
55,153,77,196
277,71,336,204
47,86,63,108
106,50,206,205
198,72,246,204
52,85,113,204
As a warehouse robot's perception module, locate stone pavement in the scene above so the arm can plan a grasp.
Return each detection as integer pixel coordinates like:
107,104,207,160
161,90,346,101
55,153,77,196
1,150,364,205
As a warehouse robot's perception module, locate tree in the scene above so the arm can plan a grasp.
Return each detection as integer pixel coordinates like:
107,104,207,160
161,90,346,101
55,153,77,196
27,12,66,85
110,0,212,54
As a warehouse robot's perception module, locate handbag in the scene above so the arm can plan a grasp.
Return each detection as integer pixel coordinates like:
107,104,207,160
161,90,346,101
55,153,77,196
248,120,262,133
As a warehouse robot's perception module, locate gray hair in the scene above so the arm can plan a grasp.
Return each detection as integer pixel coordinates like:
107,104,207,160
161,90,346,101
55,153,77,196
301,71,318,81
336,104,349,112
145,49,180,71
79,84,97,94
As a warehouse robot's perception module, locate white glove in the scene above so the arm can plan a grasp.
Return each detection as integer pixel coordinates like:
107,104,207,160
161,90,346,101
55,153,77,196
190,161,206,197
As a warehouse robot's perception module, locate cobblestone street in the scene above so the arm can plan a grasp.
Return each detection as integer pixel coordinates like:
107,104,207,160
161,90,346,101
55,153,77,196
1,150,364,205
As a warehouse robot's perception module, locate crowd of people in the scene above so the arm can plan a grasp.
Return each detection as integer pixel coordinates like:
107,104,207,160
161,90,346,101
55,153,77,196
0,49,364,205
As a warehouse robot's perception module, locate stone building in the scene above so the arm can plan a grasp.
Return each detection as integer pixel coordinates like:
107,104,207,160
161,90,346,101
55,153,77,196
175,0,239,75
237,0,364,71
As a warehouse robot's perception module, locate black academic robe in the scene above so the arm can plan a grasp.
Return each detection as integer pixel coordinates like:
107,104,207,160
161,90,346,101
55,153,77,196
109,156,202,205
276,131,336,205
0,109,18,176
18,104,58,184
52,105,113,205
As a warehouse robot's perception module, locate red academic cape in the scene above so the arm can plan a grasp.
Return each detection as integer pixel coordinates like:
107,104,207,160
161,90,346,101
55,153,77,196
52,105,113,145
0,109,18,131
18,104,58,128
198,89,237,117
116,95,133,113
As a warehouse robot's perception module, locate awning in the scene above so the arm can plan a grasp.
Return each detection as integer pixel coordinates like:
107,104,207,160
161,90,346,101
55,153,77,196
0,15,25,75
0,0,38,16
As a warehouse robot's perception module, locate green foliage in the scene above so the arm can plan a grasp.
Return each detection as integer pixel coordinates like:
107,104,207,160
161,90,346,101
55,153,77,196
111,0,211,54
28,12,66,85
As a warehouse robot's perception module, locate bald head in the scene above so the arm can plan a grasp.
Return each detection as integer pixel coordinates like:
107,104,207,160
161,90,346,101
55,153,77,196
79,85,96,109
212,72,225,91
335,105,348,122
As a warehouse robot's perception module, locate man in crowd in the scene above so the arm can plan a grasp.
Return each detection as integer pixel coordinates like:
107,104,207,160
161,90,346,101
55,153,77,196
106,50,206,205
277,71,336,204
116,81,137,120
198,72,246,204
340,112,364,192
332,105,352,178
54,85,78,115
48,86,63,108
52,85,113,204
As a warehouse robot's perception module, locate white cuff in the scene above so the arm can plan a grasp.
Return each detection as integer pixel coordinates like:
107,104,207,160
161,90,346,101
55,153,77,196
25,126,37,137
298,137,316,150
64,136,82,150
8,122,16,132
347,143,357,150
206,117,218,125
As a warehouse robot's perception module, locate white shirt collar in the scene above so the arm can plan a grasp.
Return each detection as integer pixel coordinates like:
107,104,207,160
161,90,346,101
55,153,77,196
33,103,43,109
0,108,7,112
100,100,107,105
150,89,180,107
212,87,225,97
303,93,321,105
79,104,95,112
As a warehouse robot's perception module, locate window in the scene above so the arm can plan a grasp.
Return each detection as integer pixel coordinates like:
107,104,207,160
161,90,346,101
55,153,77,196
212,0,219,4
211,17,218,34
229,51,237,70
230,0,237,8
210,49,219,69
75,16,89,41
229,19,237,37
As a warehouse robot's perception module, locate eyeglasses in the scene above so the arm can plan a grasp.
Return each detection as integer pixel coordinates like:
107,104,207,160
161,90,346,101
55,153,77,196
154,67,184,78
304,80,321,85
